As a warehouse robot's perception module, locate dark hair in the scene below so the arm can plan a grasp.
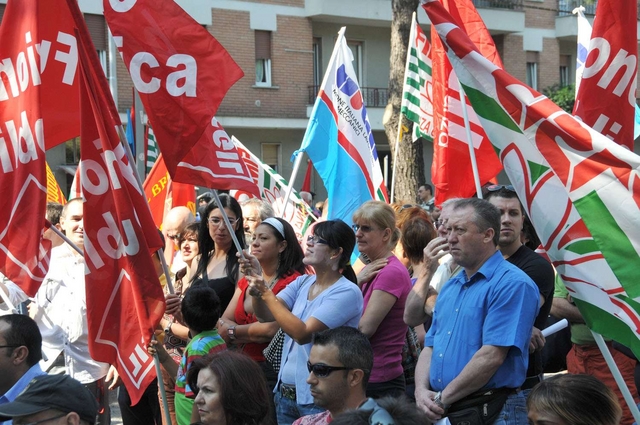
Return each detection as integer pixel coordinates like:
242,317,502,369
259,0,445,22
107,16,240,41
187,351,270,425
193,193,245,284
178,222,200,249
258,218,306,277
46,202,63,226
0,314,42,366
331,396,429,425
527,374,621,425
522,215,541,250
313,220,357,283
401,217,437,264
484,187,524,214
181,286,221,335
420,183,433,194
312,327,373,387
452,198,500,246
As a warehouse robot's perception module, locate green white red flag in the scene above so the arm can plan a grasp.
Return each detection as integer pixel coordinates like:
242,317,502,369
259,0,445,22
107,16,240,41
430,0,503,205
422,0,640,356
400,14,434,142
145,124,159,176
231,136,314,241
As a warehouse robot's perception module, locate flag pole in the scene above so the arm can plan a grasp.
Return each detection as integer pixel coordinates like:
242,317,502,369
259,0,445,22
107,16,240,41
46,220,83,256
457,84,483,199
281,152,305,219
591,331,640,423
391,12,417,204
283,26,347,214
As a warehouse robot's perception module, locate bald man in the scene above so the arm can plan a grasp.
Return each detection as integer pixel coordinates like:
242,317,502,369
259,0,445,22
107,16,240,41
162,206,195,273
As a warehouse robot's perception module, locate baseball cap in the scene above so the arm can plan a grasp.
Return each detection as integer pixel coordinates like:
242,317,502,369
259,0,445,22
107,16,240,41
0,374,98,424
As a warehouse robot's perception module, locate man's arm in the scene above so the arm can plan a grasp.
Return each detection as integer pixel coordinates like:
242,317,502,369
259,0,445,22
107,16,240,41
414,346,448,422
551,296,585,324
440,345,509,406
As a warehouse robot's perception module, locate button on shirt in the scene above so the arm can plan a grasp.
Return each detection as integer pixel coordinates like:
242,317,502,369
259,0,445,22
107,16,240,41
425,251,539,391
31,244,109,384
0,363,46,425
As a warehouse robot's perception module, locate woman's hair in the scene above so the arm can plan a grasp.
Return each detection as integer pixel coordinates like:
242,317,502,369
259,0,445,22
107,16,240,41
401,216,437,264
527,374,622,425
178,222,200,249
313,220,357,283
258,218,306,277
187,351,270,425
352,200,401,248
193,193,245,283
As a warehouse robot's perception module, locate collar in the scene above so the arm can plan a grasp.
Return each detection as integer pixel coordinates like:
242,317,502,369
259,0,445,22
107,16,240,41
0,363,45,404
461,250,504,285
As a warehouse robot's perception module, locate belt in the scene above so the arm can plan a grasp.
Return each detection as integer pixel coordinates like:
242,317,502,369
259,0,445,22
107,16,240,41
280,383,296,400
520,375,542,391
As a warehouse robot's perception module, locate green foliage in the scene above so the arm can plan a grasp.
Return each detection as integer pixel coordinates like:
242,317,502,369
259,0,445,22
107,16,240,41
543,84,575,113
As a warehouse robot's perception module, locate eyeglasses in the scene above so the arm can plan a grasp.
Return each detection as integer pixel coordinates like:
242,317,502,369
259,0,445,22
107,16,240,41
166,233,180,241
486,184,515,192
307,361,352,378
307,235,328,245
208,217,239,227
0,345,19,350
399,204,417,211
352,224,377,233
15,414,68,425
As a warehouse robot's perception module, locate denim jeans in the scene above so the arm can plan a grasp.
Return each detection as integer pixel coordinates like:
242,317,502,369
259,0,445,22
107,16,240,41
492,390,528,425
274,391,325,425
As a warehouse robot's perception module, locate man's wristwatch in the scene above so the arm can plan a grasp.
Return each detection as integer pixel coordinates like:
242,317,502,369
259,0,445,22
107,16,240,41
228,325,237,341
433,391,450,410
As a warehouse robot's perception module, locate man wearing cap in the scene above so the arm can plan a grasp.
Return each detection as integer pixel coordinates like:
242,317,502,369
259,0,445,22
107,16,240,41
0,374,98,425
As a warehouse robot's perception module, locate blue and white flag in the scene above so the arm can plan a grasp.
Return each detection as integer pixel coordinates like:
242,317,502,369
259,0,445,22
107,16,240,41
295,27,388,228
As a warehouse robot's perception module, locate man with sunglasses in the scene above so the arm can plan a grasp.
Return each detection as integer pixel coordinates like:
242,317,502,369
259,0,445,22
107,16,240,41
0,315,45,425
0,374,98,425
293,327,394,425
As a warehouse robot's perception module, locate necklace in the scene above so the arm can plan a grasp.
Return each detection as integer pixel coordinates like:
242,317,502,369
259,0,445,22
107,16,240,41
262,272,278,289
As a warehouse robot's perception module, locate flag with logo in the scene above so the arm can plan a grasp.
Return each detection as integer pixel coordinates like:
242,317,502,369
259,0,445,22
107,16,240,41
71,0,165,404
104,0,258,195
573,2,639,147
45,163,67,205
231,137,314,240
0,0,83,296
296,27,387,227
430,0,503,205
401,14,434,142
423,0,640,357
145,124,159,176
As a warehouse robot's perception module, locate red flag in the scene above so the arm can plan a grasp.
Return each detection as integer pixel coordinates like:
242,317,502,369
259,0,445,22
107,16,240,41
301,160,313,193
430,0,503,205
69,162,83,200
573,0,637,149
143,153,196,229
72,3,165,404
104,0,259,195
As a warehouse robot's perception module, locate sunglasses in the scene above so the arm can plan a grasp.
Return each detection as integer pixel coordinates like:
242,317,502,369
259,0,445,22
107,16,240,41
307,234,329,245
486,184,515,192
166,233,180,241
351,224,377,233
307,361,352,378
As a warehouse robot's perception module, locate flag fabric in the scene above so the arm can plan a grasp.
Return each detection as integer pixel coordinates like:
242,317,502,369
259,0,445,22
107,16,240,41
104,0,258,195
423,0,640,357
400,15,434,142
573,4,639,146
143,153,196,229
297,28,387,228
145,124,159,176
301,160,313,193
232,137,314,240
71,0,166,404
45,163,67,205
430,0,503,205
69,162,83,200
0,0,83,296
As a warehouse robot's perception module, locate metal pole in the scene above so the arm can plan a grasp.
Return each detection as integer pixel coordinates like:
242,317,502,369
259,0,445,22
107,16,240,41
457,84,483,199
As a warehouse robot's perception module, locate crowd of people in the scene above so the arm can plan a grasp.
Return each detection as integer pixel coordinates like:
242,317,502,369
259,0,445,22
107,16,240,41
0,184,636,425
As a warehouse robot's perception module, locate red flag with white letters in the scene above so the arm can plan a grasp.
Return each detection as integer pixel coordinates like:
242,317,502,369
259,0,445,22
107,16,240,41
103,0,259,195
573,0,637,149
73,4,165,404
0,0,81,295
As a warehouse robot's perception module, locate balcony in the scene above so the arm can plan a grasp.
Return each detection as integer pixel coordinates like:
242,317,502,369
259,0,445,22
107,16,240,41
308,86,389,108
473,0,523,11
557,0,596,16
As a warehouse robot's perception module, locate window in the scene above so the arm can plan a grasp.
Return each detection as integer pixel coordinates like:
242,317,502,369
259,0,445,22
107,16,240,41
65,137,80,165
526,51,539,90
255,31,272,87
347,40,363,83
559,55,571,87
313,37,322,89
262,143,281,173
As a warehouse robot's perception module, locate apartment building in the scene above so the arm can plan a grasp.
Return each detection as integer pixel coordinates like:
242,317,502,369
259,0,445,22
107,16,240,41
1,0,638,198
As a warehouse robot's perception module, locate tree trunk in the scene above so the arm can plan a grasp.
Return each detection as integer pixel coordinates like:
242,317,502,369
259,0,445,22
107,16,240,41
384,0,424,205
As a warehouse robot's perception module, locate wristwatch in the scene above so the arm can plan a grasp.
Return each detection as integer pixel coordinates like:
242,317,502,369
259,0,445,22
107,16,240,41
228,325,237,341
433,391,450,410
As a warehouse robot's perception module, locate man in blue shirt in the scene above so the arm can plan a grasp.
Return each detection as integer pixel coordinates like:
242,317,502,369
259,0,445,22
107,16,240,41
414,198,539,424
0,314,46,425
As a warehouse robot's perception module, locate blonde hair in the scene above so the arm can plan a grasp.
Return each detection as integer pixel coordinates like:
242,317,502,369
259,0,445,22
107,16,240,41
352,201,401,248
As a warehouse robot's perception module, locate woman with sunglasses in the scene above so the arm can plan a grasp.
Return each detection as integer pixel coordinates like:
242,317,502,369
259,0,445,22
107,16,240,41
218,217,306,425
352,201,412,399
245,220,364,425
191,194,245,312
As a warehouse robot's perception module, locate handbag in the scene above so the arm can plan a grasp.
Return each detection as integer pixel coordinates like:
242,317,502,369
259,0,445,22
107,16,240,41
445,388,511,425
263,328,285,374
402,326,422,385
